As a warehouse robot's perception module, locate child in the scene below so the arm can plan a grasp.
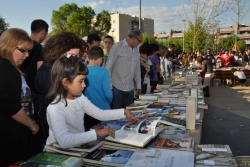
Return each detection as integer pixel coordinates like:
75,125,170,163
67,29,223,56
164,52,174,79
83,46,113,131
46,56,138,149
102,35,114,67
229,68,246,87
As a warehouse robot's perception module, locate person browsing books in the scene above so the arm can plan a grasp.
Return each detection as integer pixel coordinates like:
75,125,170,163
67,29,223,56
83,46,113,131
0,28,39,166
46,56,139,149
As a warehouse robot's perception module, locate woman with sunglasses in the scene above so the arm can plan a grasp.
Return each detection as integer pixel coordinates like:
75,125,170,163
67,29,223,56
0,28,39,166
35,31,83,142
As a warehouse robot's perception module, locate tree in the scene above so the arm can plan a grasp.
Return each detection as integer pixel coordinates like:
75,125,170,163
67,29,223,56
217,35,246,54
184,19,207,53
91,10,112,37
51,3,111,38
178,0,229,52
229,0,250,44
0,16,9,35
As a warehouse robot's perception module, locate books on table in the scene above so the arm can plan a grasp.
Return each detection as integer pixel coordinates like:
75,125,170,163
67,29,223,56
234,156,250,167
126,103,149,109
148,136,194,152
105,117,164,147
124,148,195,167
158,126,189,139
28,152,83,167
52,140,104,153
82,149,134,167
159,116,186,127
45,143,88,157
195,144,238,167
139,94,159,100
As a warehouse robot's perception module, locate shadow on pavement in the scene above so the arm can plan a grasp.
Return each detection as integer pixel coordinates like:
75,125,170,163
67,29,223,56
201,104,250,156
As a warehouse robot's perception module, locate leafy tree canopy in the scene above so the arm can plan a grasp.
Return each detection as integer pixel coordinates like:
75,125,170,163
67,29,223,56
51,3,111,38
0,16,9,35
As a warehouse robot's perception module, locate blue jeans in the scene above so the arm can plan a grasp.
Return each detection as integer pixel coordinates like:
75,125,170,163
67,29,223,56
112,86,134,109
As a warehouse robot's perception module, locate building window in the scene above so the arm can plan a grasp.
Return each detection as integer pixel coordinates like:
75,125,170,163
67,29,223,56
145,23,147,27
113,20,116,24
111,28,115,32
128,21,131,24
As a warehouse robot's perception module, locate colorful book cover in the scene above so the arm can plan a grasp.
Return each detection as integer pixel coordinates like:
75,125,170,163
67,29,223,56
234,156,250,167
83,149,134,165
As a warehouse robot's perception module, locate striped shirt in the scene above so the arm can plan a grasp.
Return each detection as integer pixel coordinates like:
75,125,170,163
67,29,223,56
106,38,141,91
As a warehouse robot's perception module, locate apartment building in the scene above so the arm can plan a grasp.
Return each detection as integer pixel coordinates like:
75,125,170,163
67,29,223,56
108,13,154,42
155,29,184,40
218,24,250,47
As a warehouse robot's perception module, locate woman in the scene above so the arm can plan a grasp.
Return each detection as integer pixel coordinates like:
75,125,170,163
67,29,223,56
197,56,214,97
35,31,83,142
0,28,39,166
139,43,154,94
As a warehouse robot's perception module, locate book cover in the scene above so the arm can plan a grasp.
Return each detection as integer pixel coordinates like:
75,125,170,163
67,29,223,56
124,148,194,167
105,117,164,147
195,144,238,167
52,140,103,153
234,156,250,167
148,136,194,152
28,152,83,166
83,149,134,167
159,116,186,127
126,103,149,109
159,126,189,138
45,144,87,157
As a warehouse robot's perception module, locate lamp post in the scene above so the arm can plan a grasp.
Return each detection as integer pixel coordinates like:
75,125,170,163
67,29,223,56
183,20,186,52
139,0,141,30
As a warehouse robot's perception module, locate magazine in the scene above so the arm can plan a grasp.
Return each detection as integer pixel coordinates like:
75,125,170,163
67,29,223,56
148,136,194,152
105,117,164,147
195,144,238,167
82,149,134,167
124,148,194,167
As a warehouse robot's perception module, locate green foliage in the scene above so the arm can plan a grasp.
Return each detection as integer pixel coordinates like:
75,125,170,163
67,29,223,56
184,20,207,53
91,10,111,37
51,3,111,38
217,35,246,54
0,16,9,35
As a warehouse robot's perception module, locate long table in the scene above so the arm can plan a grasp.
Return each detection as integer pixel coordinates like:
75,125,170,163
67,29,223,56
213,68,250,79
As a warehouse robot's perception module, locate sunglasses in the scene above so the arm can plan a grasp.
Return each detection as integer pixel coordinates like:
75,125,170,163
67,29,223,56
65,53,80,58
16,47,31,54
134,36,142,43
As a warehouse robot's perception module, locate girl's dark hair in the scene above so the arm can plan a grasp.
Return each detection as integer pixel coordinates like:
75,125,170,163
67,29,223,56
139,42,154,56
43,31,83,67
46,56,88,106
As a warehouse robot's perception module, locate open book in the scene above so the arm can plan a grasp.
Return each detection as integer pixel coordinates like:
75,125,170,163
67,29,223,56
106,117,164,147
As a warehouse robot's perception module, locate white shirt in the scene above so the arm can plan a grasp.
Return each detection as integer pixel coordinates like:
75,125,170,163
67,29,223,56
46,94,125,149
106,38,141,91
235,71,246,79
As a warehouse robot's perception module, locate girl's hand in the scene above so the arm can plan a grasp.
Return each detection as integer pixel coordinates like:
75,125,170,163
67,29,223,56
145,67,150,72
95,128,115,138
124,109,140,122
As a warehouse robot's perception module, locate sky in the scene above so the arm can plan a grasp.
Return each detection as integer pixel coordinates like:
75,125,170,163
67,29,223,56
1,0,250,34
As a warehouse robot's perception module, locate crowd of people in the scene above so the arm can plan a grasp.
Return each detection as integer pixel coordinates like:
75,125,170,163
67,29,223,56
1,18,250,166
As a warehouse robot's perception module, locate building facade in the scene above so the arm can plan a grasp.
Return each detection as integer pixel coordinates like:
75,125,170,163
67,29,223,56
108,13,154,42
218,24,250,47
154,29,184,40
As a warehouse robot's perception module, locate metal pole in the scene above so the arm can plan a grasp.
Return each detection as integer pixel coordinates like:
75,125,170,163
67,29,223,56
183,20,186,52
139,0,141,30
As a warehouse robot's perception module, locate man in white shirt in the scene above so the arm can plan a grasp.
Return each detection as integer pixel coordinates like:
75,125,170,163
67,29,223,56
106,29,142,109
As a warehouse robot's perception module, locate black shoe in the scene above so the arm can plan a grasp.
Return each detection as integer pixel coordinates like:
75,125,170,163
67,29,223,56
229,84,234,87
204,94,210,97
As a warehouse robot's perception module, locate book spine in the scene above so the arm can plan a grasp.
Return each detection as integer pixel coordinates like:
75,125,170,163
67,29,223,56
186,96,196,130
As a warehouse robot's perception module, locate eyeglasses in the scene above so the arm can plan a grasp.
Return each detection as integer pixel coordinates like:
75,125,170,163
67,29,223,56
134,36,142,43
16,47,31,54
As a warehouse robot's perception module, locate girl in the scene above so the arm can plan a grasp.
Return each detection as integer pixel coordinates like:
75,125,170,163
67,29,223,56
46,56,138,149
